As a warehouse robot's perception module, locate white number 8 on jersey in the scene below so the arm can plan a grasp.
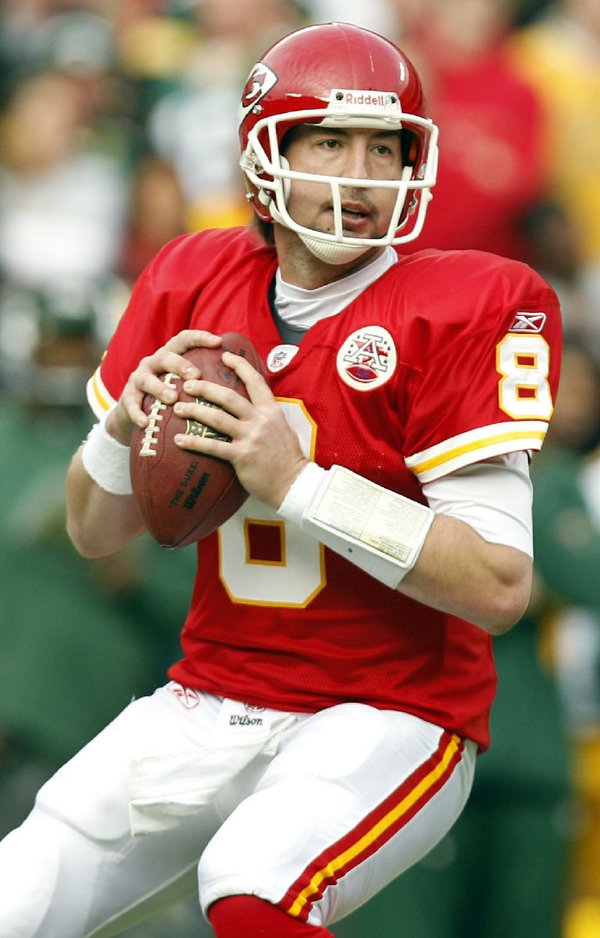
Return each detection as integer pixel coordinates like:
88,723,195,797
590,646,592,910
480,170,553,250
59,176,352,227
497,333,553,421
218,399,326,607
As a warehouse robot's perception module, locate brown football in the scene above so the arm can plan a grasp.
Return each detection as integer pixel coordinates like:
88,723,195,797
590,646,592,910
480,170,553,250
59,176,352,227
130,332,264,548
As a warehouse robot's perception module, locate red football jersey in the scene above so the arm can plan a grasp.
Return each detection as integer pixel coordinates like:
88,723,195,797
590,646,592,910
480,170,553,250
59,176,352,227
88,227,561,750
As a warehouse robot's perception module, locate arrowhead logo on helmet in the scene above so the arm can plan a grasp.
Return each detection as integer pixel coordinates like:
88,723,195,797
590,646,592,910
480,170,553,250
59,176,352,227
238,63,278,126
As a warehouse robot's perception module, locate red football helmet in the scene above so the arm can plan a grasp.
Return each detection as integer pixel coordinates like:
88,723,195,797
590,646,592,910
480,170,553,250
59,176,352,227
239,22,438,260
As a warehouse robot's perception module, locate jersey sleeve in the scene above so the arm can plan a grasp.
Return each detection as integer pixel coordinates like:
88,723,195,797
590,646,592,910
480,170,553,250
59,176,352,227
402,257,562,483
86,233,211,419
87,262,154,417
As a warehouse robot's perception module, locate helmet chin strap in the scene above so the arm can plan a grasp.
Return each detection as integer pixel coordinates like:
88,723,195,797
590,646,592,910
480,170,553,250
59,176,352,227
270,201,372,265
297,232,372,265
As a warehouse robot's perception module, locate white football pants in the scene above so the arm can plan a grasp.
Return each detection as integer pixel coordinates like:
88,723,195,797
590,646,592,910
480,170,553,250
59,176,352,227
0,683,476,937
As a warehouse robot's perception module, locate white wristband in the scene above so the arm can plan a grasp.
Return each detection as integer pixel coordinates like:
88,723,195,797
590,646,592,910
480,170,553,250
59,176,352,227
81,412,133,496
277,462,329,526
278,463,434,589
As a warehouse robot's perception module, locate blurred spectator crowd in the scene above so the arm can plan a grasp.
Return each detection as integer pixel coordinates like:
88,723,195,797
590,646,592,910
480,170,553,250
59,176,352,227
2,1,600,936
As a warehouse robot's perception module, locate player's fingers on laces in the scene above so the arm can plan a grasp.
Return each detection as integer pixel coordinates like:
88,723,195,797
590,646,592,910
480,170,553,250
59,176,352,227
144,347,202,382
120,379,151,427
136,331,224,389
120,357,184,422
133,341,208,395
120,356,183,425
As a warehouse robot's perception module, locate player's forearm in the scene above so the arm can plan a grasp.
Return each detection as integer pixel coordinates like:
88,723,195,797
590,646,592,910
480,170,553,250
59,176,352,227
400,513,532,635
66,448,145,558
278,462,532,635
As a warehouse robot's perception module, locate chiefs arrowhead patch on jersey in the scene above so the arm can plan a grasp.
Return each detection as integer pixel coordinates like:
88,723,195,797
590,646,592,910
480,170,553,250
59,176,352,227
336,326,397,391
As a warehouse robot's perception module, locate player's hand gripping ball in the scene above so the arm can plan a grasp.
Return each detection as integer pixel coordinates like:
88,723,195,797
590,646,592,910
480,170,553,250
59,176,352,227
130,332,264,548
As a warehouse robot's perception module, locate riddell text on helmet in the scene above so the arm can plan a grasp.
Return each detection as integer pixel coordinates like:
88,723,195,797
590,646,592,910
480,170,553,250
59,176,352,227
342,91,397,106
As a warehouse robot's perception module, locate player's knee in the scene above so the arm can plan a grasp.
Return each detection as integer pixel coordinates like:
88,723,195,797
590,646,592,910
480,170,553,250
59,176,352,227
0,822,59,936
208,895,334,937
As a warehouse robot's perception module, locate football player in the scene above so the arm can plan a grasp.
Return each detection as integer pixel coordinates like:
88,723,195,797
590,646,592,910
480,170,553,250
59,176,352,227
0,22,561,938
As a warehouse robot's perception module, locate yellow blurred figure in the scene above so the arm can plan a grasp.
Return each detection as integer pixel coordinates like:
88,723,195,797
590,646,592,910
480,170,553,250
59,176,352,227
510,1,600,265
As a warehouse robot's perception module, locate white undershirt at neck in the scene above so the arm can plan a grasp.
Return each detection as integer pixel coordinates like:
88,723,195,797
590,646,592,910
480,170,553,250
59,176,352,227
275,247,397,330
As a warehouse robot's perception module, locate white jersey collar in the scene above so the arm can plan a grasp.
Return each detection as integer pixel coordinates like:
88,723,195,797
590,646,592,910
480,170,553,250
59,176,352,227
275,247,397,330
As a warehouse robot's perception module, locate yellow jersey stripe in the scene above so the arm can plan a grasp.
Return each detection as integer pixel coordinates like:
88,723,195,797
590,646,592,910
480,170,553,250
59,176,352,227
91,368,111,413
411,430,546,476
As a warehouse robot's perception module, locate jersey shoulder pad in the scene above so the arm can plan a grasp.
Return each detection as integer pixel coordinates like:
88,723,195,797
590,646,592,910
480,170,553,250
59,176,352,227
146,226,274,292
392,249,559,363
